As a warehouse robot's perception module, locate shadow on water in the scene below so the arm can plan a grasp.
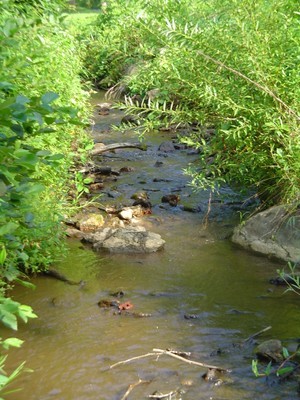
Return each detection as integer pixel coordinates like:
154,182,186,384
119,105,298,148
6,92,300,400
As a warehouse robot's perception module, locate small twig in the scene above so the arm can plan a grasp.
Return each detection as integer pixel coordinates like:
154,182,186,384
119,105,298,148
202,190,212,228
276,352,300,373
243,326,272,344
120,378,151,400
148,389,178,398
153,348,228,372
109,352,159,369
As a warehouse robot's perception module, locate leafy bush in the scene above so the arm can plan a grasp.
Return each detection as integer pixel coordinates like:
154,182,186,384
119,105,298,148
82,0,300,205
0,0,92,276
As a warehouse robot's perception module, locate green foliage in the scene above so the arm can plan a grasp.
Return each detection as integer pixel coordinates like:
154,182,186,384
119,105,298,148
0,297,37,332
252,346,299,379
278,262,300,296
0,90,82,274
81,0,300,206
0,0,92,275
0,304,35,398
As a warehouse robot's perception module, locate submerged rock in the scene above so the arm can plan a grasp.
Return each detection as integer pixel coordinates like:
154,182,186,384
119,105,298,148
232,205,300,262
158,141,176,152
162,194,180,207
255,339,283,362
84,226,165,253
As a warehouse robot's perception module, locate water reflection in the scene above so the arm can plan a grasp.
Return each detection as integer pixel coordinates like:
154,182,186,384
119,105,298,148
6,232,300,400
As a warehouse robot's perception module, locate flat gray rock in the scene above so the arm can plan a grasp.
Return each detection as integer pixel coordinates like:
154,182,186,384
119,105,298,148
232,205,300,262
84,226,165,253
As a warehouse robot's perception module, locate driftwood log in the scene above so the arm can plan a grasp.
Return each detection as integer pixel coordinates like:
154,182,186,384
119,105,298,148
91,142,147,156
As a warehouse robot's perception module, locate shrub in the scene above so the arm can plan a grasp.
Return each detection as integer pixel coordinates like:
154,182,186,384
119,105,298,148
83,0,300,205
0,0,91,276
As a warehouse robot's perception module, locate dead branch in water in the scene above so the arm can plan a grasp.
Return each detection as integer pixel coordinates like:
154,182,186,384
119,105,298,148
91,142,147,156
148,389,179,398
243,326,272,344
153,348,229,372
109,352,159,370
109,348,228,372
120,378,151,400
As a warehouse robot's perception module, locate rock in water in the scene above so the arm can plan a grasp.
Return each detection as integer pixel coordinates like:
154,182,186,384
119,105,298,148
232,205,300,262
158,141,176,152
83,226,165,253
78,213,104,232
255,339,283,362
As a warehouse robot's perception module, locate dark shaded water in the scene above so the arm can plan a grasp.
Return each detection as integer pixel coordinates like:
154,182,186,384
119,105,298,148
5,93,300,400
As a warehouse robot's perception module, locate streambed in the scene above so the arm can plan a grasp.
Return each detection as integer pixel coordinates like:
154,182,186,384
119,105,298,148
6,93,300,400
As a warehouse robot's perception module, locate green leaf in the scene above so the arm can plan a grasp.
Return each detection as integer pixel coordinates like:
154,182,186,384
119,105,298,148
15,95,30,106
0,374,9,387
0,311,18,331
14,279,36,290
0,248,6,265
0,222,19,236
265,361,272,376
41,92,59,105
282,347,289,359
17,305,38,323
11,124,24,137
2,338,24,350
3,265,19,281
251,359,259,377
276,366,294,376
0,82,15,92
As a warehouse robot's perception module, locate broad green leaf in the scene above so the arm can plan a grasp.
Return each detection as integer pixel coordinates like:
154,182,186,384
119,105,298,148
36,150,52,157
0,311,18,331
2,338,23,350
3,265,19,281
0,82,15,92
18,305,38,322
41,92,59,105
0,222,19,236
0,375,9,387
11,124,24,137
277,366,294,376
15,95,30,106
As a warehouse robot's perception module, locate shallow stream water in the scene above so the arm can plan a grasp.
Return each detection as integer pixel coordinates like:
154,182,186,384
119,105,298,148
5,93,300,400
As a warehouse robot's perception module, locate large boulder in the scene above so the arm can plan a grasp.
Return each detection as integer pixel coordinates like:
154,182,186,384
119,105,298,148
83,226,165,253
232,205,300,262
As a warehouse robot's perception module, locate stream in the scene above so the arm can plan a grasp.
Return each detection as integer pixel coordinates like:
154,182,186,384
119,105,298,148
6,92,300,400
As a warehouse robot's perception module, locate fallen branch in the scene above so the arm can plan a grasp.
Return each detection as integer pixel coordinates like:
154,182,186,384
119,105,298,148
120,378,151,400
91,142,147,156
109,349,228,372
243,326,272,344
153,349,229,372
148,389,179,398
110,352,159,370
